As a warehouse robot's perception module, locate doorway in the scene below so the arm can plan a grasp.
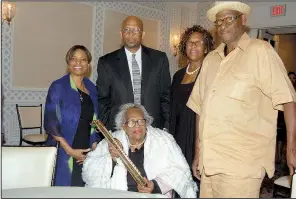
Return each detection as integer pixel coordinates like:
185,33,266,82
258,26,296,73
257,26,296,198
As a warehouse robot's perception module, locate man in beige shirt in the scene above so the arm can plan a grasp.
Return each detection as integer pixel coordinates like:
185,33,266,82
187,1,296,198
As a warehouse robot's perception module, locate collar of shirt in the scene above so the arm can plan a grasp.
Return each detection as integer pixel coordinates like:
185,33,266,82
214,32,251,59
125,46,142,73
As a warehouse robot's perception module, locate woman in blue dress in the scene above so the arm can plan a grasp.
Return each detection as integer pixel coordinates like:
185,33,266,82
44,45,101,186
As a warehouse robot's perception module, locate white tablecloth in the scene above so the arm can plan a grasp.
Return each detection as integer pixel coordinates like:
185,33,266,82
2,187,167,198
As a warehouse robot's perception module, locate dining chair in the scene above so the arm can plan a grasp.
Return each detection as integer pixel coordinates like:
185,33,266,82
16,104,47,146
2,145,58,189
273,175,291,198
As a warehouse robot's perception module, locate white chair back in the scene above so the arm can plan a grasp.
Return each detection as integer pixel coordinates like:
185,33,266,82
292,170,296,198
2,146,57,189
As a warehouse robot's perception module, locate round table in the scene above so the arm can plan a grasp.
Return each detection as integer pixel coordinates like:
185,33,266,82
2,187,167,198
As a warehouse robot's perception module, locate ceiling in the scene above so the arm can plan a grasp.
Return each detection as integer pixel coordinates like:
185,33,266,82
265,26,296,35
165,2,199,9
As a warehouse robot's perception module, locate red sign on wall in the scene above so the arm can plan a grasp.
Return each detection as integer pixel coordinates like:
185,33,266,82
271,4,286,17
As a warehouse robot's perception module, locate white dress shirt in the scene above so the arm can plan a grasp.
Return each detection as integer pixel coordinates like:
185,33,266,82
124,46,142,89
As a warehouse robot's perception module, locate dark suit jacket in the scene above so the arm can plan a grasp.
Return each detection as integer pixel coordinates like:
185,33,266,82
96,45,171,131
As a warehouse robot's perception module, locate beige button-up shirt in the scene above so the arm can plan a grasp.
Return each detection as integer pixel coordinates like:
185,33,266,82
187,33,296,178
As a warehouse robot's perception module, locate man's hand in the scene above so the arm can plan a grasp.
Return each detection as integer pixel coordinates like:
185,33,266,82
287,144,296,175
137,177,154,193
108,138,123,160
192,155,200,180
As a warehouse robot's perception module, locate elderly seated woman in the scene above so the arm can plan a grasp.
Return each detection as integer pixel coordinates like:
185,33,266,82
82,103,197,197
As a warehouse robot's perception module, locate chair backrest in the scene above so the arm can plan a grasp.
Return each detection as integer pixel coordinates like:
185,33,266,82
2,146,57,189
16,104,42,130
292,170,296,198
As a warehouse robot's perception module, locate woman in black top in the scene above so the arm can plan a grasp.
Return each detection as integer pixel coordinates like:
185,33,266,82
169,25,214,196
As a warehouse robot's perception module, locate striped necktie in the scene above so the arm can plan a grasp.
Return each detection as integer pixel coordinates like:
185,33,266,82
132,54,141,104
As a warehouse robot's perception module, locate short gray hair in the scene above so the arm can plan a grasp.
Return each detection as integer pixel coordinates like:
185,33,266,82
114,103,154,130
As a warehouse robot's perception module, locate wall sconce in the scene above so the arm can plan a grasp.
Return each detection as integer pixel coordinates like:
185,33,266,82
2,2,16,26
172,34,180,57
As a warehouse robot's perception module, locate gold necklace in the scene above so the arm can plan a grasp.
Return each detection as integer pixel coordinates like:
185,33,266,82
129,138,146,148
78,83,86,92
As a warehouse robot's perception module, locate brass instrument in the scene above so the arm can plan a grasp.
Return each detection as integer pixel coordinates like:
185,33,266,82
91,120,147,187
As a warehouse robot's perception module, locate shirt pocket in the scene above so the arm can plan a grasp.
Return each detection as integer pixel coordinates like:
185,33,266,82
227,72,253,102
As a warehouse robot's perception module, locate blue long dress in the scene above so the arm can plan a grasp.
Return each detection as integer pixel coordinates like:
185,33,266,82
44,73,102,186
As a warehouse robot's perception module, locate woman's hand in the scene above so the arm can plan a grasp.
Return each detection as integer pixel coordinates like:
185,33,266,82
69,148,90,165
192,155,201,180
108,138,123,160
53,135,90,165
137,177,154,193
91,142,97,151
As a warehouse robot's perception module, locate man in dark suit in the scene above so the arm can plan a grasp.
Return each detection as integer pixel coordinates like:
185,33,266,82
96,16,171,131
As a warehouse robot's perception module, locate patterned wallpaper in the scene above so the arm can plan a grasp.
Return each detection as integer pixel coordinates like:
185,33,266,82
1,1,215,145
197,2,216,30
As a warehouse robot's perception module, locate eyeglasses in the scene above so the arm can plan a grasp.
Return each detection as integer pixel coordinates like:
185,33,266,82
122,27,142,35
186,40,204,48
125,119,146,128
214,13,242,27
69,57,88,64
